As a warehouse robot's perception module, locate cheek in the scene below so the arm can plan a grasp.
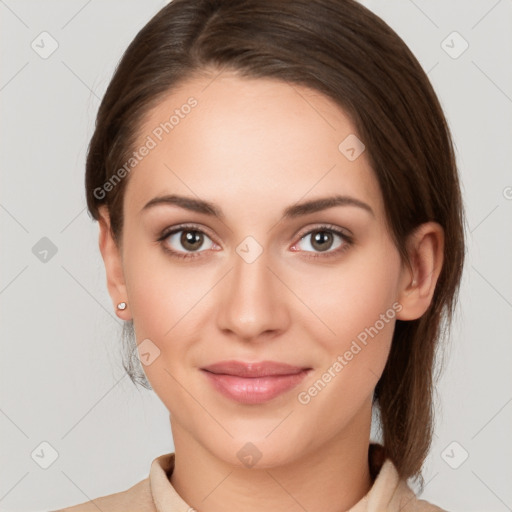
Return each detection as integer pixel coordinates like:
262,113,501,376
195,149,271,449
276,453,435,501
291,239,402,414
296,239,402,351
122,233,205,338
294,267,400,429
121,235,210,395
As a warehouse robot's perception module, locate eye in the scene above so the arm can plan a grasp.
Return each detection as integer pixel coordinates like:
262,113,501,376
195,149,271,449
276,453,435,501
157,223,353,261
157,224,216,260
292,224,353,259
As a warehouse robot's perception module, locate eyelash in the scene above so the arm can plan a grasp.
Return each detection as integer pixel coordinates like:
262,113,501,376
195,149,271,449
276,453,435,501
156,223,354,261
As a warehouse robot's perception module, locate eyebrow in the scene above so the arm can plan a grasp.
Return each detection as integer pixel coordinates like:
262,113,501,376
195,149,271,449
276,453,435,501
141,193,374,219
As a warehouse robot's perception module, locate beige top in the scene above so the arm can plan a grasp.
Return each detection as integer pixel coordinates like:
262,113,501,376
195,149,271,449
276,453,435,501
53,444,447,512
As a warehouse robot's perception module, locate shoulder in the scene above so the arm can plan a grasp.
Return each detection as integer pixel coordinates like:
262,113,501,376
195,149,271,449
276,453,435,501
393,479,449,512
368,445,448,512
49,476,156,512
366,448,447,512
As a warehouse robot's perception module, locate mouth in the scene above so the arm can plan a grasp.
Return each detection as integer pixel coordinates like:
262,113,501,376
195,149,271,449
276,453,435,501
200,360,312,404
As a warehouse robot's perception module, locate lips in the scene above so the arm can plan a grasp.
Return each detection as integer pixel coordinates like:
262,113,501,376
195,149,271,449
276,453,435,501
201,360,309,377
200,360,312,404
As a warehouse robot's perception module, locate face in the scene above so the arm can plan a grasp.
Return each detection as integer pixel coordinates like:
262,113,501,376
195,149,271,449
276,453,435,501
101,71,417,468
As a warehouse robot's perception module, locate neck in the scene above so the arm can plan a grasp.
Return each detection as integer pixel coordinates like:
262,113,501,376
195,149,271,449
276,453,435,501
169,404,374,512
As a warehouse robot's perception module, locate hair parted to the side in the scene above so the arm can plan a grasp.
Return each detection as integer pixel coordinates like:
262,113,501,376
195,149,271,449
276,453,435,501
85,0,466,487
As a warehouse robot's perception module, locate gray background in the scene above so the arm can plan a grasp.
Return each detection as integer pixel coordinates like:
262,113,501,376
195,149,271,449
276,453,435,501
1,1,511,511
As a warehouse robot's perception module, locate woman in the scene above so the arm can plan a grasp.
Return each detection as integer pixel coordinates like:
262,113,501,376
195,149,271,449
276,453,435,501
55,0,465,510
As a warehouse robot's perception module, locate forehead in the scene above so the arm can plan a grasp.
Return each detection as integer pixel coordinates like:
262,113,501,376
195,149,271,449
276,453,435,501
125,72,383,222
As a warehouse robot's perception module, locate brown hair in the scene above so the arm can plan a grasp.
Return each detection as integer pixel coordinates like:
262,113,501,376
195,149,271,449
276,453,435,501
85,0,466,486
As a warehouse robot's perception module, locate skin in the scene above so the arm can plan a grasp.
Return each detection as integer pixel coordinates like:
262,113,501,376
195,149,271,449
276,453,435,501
98,71,444,512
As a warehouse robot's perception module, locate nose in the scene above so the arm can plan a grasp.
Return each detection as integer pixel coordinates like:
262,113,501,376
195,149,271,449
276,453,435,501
215,246,290,343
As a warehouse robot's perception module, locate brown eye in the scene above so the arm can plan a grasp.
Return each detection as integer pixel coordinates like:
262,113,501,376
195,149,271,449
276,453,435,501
309,230,335,252
292,225,353,259
158,226,215,259
180,230,205,252
298,229,344,253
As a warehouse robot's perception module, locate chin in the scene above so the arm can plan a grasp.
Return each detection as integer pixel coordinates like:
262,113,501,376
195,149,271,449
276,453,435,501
205,432,308,470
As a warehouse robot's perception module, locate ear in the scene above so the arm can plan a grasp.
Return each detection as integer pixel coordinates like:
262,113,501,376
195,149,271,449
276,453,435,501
98,205,131,321
396,222,444,321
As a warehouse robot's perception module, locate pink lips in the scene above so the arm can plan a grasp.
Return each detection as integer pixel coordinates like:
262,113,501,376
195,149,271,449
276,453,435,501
201,360,311,404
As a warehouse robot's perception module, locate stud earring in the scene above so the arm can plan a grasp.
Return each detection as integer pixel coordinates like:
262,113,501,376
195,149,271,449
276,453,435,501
117,302,127,311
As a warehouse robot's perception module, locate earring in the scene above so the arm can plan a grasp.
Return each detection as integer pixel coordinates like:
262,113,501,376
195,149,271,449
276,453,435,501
117,302,127,311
